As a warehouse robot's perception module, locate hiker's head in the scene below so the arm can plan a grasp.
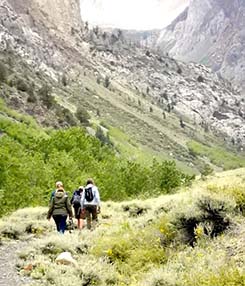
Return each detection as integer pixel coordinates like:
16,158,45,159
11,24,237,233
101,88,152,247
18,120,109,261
86,178,94,185
78,186,84,192
56,181,63,188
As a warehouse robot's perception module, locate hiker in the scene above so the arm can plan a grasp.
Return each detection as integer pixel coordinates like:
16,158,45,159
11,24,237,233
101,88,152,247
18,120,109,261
81,178,101,230
50,181,64,201
47,184,73,234
71,186,85,230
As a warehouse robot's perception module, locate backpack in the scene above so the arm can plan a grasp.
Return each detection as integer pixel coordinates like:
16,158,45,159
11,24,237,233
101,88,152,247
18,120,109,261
72,193,81,207
85,187,94,202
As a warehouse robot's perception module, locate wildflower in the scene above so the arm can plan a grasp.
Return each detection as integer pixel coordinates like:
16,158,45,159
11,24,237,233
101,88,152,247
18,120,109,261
107,249,113,256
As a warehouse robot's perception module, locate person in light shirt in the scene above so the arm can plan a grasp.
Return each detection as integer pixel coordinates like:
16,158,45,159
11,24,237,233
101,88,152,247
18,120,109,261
80,178,101,230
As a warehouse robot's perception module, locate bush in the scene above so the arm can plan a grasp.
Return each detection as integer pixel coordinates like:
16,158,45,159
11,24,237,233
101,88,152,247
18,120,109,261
16,77,29,92
56,106,77,126
38,84,55,108
95,126,113,147
75,106,90,126
175,196,232,245
197,75,205,83
104,76,110,88
0,62,8,83
200,163,214,178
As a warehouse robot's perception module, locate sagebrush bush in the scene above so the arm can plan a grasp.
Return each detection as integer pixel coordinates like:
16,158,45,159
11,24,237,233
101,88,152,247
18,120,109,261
207,185,245,215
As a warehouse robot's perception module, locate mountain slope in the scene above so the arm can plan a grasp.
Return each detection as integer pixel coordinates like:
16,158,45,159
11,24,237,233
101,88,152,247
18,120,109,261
0,0,245,174
155,0,245,90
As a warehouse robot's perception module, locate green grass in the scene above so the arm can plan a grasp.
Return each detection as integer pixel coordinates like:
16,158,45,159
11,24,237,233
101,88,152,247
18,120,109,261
187,140,245,170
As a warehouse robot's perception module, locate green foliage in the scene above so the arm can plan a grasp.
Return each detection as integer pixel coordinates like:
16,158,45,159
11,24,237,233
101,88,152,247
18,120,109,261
91,222,169,277
187,140,245,170
0,104,193,216
55,106,77,126
95,126,113,147
185,267,245,286
75,106,90,126
208,185,245,215
200,163,214,178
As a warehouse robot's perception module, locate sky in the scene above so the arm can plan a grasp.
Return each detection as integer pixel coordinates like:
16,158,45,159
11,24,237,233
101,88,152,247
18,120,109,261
80,0,190,30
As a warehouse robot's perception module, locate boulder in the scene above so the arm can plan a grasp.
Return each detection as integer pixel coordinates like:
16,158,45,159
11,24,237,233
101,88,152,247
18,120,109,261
55,252,77,267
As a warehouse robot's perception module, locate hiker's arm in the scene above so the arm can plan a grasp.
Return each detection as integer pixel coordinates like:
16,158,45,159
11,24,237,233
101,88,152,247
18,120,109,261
47,198,54,219
66,197,73,218
70,193,74,204
95,187,101,213
80,190,85,209
96,187,101,207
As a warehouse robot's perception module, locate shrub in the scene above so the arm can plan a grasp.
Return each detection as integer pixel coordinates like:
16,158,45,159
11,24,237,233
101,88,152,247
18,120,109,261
27,92,37,103
0,62,8,83
197,75,205,83
75,106,90,126
61,73,68,86
104,76,110,88
175,196,232,245
38,84,55,108
95,126,113,147
56,106,77,126
200,163,214,178
16,77,29,92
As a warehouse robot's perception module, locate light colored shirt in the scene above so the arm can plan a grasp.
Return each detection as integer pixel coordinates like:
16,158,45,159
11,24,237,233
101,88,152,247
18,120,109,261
80,184,100,208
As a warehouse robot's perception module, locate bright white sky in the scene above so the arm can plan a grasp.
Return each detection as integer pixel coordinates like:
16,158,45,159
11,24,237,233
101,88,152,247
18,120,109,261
80,0,190,30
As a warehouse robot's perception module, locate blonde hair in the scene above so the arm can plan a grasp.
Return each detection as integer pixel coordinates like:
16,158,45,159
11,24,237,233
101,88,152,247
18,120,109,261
55,181,63,188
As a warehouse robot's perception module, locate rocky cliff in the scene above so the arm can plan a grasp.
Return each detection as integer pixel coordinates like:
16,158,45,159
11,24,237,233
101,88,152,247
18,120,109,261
6,0,82,39
156,0,245,90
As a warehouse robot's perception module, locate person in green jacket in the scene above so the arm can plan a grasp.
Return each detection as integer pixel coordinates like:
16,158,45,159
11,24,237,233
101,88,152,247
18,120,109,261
47,186,73,234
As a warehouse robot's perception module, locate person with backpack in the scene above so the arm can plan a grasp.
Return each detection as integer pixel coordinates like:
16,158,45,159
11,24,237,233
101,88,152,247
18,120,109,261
80,178,101,230
71,186,85,230
47,184,73,234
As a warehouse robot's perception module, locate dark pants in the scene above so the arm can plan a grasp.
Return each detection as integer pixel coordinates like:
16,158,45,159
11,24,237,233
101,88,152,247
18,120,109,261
53,214,67,234
84,205,97,229
74,205,81,219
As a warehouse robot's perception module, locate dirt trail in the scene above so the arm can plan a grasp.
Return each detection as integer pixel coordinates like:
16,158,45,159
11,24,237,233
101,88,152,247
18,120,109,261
0,240,31,286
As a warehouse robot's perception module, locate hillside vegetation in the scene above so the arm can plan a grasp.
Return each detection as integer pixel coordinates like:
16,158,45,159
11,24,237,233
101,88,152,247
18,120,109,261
0,168,244,286
0,99,193,217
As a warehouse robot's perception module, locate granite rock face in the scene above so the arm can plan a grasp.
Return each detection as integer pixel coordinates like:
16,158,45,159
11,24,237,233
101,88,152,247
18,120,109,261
156,0,245,90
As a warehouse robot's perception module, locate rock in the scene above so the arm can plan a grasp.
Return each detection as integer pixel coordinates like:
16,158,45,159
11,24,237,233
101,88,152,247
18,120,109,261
155,0,245,90
55,252,78,267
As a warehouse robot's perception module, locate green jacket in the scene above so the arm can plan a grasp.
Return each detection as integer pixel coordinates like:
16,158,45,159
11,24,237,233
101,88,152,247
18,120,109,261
47,189,73,219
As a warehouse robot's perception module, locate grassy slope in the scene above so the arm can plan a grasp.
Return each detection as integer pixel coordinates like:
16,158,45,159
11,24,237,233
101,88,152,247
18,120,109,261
0,168,244,286
65,70,245,174
1,51,245,175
